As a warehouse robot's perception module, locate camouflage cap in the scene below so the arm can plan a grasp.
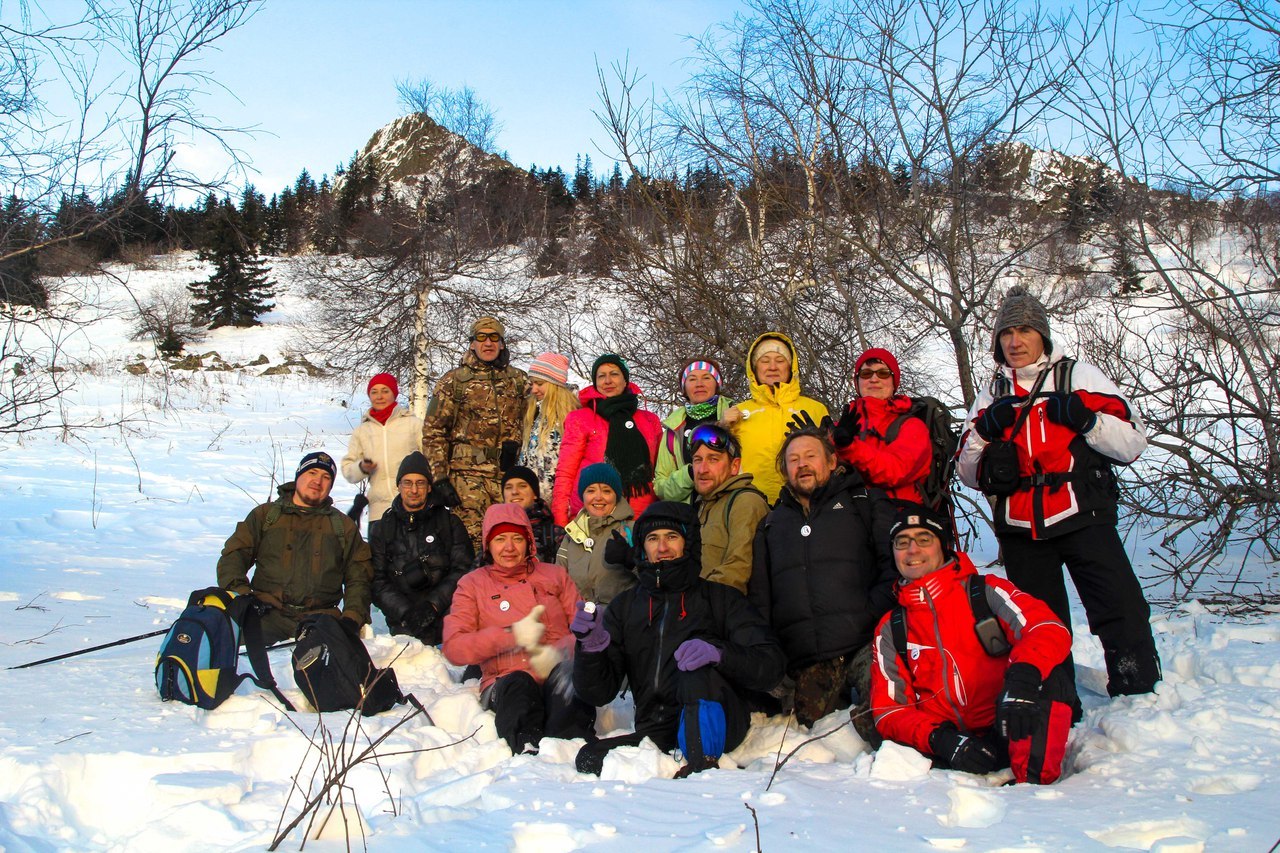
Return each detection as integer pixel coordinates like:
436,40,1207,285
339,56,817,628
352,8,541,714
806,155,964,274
470,316,506,338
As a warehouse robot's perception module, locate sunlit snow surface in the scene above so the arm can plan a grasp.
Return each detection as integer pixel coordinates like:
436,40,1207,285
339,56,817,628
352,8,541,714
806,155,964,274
0,256,1277,850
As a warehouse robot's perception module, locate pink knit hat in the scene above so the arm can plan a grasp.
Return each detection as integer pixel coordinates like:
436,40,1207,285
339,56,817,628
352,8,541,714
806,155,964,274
528,352,570,387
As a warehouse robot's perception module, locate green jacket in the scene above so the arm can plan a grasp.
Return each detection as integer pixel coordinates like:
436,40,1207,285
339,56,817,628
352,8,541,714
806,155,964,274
653,397,734,503
695,472,769,594
555,499,636,605
216,483,373,626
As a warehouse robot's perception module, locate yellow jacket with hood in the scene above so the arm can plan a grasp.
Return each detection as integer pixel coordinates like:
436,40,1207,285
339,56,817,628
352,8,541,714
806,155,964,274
730,332,829,502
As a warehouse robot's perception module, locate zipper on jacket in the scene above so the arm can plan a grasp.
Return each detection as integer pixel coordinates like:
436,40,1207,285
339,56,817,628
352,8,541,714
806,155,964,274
923,587,967,729
653,596,668,693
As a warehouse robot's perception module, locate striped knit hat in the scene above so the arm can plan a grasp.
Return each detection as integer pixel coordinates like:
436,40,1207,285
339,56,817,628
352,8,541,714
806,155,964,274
528,352,570,387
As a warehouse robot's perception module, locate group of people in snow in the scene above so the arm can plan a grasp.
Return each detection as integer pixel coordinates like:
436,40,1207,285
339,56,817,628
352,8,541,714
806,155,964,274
215,287,1160,782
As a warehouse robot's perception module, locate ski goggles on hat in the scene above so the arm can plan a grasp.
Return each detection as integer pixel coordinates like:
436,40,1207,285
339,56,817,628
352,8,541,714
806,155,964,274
688,424,740,458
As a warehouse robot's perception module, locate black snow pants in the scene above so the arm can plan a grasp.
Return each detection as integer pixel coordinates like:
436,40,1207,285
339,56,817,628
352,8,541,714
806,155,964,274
1001,523,1160,697
483,664,595,754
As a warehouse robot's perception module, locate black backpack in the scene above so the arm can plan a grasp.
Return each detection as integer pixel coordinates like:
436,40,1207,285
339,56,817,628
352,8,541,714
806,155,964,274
882,396,960,514
292,613,405,716
888,574,1012,664
155,587,295,711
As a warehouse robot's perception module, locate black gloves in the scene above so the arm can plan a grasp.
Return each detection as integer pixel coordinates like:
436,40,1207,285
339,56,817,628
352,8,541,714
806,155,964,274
831,405,861,448
998,662,1043,742
974,396,1019,441
432,478,461,508
929,723,999,775
603,529,633,568
787,410,833,434
499,440,520,472
1043,392,1097,434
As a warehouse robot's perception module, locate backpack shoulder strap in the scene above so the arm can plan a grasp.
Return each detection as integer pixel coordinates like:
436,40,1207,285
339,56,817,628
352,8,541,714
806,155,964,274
328,509,351,554
263,504,282,530
231,596,296,711
990,369,1011,399
1053,357,1075,392
882,409,914,444
967,574,993,622
889,606,909,663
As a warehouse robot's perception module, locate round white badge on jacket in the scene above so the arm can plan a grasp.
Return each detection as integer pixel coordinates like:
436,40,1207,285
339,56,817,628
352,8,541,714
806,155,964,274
499,600,510,612
584,537,594,549
625,420,634,429
801,524,812,537
425,535,435,543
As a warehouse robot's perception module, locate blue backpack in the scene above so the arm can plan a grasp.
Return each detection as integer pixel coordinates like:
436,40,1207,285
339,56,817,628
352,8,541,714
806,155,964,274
155,587,294,711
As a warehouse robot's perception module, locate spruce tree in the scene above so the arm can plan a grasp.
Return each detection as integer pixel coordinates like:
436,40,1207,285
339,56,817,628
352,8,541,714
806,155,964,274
0,195,46,307
188,200,274,328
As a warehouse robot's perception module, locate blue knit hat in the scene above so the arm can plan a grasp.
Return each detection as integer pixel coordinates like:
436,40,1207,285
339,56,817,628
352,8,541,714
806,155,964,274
577,462,623,500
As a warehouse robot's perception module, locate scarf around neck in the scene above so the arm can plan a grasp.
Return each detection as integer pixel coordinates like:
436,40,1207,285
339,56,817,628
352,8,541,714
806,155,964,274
594,390,653,497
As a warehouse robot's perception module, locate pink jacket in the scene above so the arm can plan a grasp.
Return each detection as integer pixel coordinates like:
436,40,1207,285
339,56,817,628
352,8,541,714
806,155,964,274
551,383,663,527
441,502,582,691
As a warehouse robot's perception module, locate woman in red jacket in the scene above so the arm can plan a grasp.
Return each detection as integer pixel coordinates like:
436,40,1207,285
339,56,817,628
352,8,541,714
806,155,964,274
551,354,662,527
831,348,931,505
442,502,594,754
870,506,1076,784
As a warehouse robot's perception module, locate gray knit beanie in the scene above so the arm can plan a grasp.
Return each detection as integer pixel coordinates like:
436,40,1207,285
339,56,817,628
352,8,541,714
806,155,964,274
991,286,1052,364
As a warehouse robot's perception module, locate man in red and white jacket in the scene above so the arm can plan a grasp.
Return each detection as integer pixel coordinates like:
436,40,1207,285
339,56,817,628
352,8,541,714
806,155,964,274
956,286,1160,697
871,506,1076,784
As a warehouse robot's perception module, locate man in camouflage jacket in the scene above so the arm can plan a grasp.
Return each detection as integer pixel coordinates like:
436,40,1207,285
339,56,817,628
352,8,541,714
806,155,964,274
216,451,373,644
421,316,529,547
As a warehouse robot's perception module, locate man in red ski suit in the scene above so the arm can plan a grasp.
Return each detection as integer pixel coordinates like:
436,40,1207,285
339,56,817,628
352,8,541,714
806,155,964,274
871,505,1077,784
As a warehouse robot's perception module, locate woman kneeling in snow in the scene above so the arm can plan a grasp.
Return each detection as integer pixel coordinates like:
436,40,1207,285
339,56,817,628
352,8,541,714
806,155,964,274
571,501,785,777
870,505,1077,784
442,503,595,754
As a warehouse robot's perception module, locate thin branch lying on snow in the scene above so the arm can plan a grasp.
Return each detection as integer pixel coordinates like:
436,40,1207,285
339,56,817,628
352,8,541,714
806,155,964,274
766,712,855,791
9,618,71,646
15,592,49,612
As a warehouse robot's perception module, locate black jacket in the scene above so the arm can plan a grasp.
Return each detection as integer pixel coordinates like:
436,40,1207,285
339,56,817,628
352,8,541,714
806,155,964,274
749,467,897,668
370,493,474,643
574,551,785,734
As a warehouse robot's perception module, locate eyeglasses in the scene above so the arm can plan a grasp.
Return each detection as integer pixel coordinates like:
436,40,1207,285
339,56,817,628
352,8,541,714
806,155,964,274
689,424,740,458
858,368,894,381
892,531,938,550
472,332,503,343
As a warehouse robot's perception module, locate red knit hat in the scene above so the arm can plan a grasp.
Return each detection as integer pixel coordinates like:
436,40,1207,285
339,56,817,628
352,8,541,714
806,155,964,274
367,372,399,398
854,348,900,393
485,521,528,548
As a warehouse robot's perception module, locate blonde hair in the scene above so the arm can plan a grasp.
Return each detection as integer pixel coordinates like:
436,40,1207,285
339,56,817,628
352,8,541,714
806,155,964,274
523,381,580,451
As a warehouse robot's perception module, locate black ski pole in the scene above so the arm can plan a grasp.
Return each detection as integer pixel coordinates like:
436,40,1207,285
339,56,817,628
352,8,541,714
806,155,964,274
251,639,297,655
7,628,170,670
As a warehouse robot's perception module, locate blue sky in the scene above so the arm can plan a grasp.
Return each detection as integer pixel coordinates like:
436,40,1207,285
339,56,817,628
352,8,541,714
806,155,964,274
180,0,749,199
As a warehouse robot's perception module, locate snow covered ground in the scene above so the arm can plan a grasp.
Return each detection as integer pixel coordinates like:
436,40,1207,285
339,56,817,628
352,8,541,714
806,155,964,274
0,258,1277,851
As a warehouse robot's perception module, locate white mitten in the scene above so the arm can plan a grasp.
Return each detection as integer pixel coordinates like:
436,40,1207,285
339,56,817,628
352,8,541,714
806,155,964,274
527,644,563,679
510,604,546,649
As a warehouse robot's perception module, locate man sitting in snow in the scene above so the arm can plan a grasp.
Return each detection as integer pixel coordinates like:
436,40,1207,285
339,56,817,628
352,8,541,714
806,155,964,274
870,505,1076,784
571,502,785,777
217,451,372,644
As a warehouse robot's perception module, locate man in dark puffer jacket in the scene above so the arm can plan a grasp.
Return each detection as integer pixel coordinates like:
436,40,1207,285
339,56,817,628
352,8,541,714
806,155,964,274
572,501,785,777
750,426,897,730
371,452,474,644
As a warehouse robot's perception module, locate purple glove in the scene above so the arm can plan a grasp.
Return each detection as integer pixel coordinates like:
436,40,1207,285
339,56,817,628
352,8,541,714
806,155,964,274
572,601,611,654
674,638,721,671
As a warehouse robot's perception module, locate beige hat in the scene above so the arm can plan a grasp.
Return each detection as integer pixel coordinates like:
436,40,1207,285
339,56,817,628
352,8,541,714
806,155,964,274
470,316,506,338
